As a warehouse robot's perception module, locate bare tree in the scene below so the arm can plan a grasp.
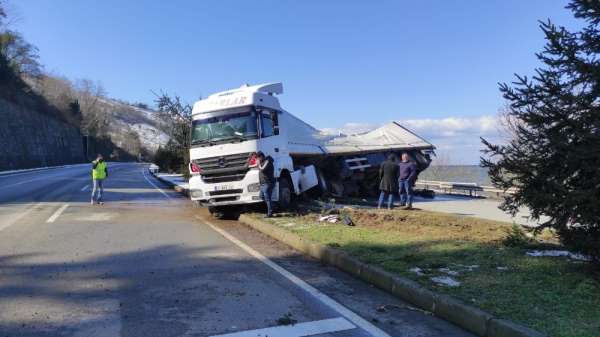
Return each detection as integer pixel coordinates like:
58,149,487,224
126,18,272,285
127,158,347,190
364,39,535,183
0,32,41,77
153,91,191,148
497,103,524,142
75,79,107,136
0,0,22,29
0,2,5,26
426,150,453,181
152,91,192,173
32,75,76,109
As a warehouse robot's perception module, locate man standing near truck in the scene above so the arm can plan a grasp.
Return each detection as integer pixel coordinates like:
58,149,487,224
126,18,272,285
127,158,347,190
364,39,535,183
398,152,417,209
256,151,275,217
91,154,108,205
378,154,399,209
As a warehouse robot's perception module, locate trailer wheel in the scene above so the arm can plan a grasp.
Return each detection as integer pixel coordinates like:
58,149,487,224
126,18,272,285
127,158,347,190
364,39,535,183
277,178,293,211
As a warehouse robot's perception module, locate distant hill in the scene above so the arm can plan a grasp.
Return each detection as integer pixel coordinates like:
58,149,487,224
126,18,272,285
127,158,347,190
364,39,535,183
419,165,491,186
1,3,169,166
96,98,169,155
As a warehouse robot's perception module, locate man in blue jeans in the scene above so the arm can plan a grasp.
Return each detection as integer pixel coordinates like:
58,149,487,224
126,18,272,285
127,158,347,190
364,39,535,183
256,151,275,217
398,153,417,209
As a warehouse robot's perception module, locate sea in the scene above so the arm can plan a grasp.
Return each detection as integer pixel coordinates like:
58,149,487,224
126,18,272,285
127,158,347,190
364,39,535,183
419,165,492,186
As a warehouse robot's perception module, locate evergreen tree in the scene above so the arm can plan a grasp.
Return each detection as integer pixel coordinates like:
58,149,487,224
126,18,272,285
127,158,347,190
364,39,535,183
482,0,600,266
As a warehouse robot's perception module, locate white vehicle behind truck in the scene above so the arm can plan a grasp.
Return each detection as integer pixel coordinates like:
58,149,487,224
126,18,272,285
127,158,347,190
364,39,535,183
188,82,435,216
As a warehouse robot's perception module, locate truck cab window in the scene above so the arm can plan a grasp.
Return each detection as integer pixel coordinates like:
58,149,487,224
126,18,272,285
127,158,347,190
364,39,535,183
260,110,279,137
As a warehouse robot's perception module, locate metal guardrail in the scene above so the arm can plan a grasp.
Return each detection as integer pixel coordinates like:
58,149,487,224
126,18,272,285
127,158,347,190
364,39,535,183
415,180,516,197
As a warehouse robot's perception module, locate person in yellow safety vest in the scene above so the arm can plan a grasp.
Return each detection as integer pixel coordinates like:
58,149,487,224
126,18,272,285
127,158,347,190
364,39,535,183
91,154,108,205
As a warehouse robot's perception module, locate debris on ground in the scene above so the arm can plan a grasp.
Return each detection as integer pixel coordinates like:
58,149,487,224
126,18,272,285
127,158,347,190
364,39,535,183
340,211,354,226
462,264,480,271
376,304,433,315
317,210,354,226
430,276,461,287
438,267,459,276
318,214,339,223
526,250,591,261
276,312,297,326
409,267,425,276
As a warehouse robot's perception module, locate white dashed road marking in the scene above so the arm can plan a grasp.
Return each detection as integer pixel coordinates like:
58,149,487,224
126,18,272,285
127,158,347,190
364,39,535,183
199,216,392,337
46,204,69,223
210,317,355,337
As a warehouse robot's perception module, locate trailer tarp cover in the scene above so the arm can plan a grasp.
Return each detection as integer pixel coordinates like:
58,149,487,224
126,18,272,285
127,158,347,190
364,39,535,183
284,113,435,156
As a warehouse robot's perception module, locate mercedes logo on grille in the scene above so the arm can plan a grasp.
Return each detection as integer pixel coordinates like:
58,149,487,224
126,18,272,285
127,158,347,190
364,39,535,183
218,157,226,167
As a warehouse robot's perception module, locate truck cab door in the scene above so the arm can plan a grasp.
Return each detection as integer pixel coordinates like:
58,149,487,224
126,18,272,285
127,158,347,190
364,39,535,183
257,109,291,170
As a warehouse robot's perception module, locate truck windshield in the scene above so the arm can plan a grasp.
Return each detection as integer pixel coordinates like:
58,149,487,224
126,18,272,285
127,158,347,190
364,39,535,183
191,110,258,145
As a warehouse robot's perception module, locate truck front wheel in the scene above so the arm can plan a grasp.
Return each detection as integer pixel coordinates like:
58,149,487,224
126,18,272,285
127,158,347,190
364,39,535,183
208,206,240,220
277,178,293,211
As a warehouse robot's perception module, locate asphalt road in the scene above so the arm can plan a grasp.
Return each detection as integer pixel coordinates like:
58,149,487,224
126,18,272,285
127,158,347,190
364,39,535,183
0,163,473,337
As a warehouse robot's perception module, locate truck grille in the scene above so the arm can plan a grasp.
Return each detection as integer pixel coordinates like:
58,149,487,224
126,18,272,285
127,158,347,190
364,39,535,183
208,189,243,196
195,153,251,184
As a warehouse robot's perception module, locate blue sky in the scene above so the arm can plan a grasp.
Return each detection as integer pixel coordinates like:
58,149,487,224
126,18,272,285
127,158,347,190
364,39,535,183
11,0,580,163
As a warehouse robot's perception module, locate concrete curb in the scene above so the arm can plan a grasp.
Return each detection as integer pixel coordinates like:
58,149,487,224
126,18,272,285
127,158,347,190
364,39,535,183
150,171,190,197
237,214,547,337
148,174,546,337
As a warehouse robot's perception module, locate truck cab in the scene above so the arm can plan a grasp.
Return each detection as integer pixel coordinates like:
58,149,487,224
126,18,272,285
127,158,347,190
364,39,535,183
188,83,317,212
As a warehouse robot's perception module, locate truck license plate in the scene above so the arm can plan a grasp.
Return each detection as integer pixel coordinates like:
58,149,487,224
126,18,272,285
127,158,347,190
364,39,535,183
214,185,234,191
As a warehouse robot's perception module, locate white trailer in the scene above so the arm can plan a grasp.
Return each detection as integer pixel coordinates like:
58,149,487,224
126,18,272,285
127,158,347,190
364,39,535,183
188,82,435,215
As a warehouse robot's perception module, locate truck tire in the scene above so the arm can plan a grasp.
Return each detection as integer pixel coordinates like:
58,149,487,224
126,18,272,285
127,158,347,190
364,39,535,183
277,178,293,211
307,167,329,198
208,206,221,217
208,206,240,220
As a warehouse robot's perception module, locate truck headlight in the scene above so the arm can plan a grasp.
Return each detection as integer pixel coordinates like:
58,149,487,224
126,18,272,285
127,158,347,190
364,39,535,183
247,183,260,192
190,189,203,198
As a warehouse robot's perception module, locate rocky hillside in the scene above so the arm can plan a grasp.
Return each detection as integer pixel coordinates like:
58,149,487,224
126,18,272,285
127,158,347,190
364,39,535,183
0,97,84,170
96,98,169,156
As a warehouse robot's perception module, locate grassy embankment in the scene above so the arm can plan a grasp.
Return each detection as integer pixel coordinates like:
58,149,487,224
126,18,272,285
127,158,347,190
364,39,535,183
251,208,600,337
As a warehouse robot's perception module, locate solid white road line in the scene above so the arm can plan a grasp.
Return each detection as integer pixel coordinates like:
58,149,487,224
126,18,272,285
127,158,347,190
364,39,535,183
141,169,171,199
210,317,355,337
81,184,89,191
200,217,392,337
46,204,69,223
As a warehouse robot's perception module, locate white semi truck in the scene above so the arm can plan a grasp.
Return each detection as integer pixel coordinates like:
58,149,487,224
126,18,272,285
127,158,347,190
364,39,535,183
188,82,435,215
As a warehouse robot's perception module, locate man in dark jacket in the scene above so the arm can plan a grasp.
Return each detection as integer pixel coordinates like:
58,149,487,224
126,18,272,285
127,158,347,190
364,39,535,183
378,154,399,209
398,152,417,209
256,151,275,217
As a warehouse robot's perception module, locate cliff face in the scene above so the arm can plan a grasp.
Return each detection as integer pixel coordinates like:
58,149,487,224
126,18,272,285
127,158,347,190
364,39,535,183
0,98,84,170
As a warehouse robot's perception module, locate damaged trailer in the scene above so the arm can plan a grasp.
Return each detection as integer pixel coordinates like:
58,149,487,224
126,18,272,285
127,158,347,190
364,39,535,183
188,82,435,215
